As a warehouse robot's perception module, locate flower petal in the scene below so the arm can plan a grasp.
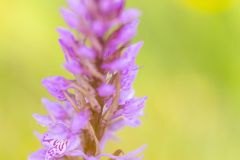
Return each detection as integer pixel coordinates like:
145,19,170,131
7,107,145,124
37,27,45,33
45,139,68,160
71,110,90,134
107,20,139,49
64,59,84,75
28,149,46,160
66,135,81,152
120,9,141,24
42,123,70,147
57,27,76,46
42,76,70,101
61,8,79,29
77,45,96,59
33,114,52,127
42,98,68,119
97,83,115,97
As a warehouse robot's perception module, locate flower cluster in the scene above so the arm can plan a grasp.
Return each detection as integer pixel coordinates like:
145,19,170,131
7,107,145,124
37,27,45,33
29,0,147,159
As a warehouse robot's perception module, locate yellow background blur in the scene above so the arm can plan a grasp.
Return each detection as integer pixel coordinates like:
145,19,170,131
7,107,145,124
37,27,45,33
1,0,240,159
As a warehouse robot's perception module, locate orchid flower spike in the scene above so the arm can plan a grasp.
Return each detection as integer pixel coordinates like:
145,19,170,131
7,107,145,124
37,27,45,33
29,0,147,160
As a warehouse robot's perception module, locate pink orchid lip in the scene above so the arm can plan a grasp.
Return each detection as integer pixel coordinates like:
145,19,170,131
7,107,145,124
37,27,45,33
29,0,146,160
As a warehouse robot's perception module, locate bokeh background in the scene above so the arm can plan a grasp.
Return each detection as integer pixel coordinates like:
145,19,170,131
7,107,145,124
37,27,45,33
1,0,240,159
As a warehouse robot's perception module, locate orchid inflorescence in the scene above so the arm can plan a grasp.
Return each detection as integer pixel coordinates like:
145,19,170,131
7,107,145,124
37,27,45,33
29,0,147,159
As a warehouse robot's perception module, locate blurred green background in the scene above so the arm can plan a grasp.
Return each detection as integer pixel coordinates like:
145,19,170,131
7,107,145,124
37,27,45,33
1,0,240,159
